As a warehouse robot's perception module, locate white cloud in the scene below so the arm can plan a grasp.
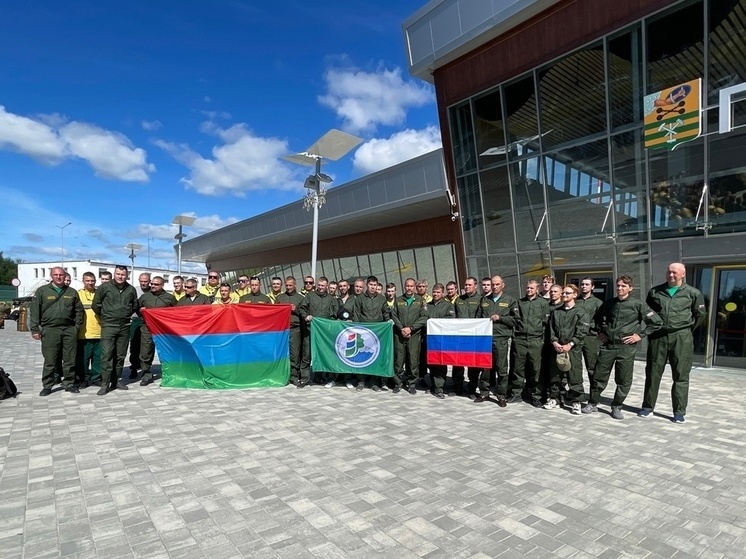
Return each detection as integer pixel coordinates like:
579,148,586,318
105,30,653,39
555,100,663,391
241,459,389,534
60,122,155,182
141,119,162,131
352,127,442,174
0,105,66,163
133,213,240,242
318,67,434,133
154,124,296,196
0,106,154,182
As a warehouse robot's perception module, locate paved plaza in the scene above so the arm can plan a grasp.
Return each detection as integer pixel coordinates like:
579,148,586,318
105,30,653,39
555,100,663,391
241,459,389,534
0,324,745,559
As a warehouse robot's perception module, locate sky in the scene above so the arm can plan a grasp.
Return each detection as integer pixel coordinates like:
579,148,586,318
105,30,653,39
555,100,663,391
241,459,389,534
0,1,441,274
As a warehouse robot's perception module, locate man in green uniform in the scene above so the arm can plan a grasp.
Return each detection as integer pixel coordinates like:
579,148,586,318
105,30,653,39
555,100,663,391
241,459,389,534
391,278,429,394
298,276,337,387
508,279,550,407
583,275,662,419
276,276,305,386
92,265,139,396
30,266,85,396
426,283,455,398
640,262,706,423
453,277,480,396
239,276,273,304
177,279,211,305
128,272,151,379
475,275,517,406
576,277,603,396
352,275,389,391
138,276,176,386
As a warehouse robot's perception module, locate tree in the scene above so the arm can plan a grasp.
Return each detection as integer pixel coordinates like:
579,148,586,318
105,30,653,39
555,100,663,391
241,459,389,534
0,252,19,285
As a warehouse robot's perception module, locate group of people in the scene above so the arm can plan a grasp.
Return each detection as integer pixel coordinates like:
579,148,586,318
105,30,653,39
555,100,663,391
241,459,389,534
23,262,705,423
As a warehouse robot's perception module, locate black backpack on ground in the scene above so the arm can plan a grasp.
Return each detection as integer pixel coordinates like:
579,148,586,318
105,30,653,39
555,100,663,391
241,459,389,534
0,367,18,398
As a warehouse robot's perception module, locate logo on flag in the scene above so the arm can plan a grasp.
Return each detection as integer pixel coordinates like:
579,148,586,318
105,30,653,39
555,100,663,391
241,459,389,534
335,326,380,368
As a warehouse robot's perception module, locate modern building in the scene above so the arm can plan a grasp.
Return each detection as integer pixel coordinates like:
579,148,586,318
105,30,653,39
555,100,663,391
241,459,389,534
16,261,210,297
403,0,746,368
180,149,461,294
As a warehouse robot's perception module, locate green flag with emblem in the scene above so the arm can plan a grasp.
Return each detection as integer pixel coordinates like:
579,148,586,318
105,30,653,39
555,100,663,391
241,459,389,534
310,317,393,377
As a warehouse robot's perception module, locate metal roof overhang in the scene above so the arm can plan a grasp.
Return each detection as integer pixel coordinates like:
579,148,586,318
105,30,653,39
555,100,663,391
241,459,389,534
180,149,450,265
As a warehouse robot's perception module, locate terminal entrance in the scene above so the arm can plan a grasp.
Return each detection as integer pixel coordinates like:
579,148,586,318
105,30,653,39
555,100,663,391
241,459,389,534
712,267,746,369
562,271,613,301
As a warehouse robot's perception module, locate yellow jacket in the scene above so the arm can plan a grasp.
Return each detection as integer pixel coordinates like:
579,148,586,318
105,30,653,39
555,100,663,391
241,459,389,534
78,288,101,339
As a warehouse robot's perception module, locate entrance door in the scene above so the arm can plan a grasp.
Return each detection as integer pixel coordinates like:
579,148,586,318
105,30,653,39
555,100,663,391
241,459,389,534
714,267,746,369
562,271,614,301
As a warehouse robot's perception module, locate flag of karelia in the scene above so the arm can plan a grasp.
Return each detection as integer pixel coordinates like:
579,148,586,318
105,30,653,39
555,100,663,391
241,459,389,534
310,318,393,377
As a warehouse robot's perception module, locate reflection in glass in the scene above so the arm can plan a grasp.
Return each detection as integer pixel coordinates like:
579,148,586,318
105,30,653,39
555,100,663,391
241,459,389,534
608,25,643,129
714,268,746,368
538,42,606,147
646,0,704,94
518,250,552,287
708,127,746,234
504,75,539,152
708,0,746,103
546,139,611,243
449,102,477,176
611,130,648,239
489,254,520,298
510,157,547,249
480,166,515,253
648,137,705,238
458,174,487,255
474,88,507,169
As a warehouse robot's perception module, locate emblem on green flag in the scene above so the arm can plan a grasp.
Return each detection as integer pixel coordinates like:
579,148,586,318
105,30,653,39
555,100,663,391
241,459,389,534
310,318,393,377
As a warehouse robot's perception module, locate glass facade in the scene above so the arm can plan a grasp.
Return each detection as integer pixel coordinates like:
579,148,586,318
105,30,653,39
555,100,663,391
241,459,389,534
235,245,458,294
448,0,746,297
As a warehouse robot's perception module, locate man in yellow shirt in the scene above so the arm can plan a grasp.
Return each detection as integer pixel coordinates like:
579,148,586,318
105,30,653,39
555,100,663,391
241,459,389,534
171,275,186,301
77,272,102,388
234,274,250,298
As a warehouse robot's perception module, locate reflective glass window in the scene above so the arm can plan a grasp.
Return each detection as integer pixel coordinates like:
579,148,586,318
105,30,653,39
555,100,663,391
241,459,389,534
538,42,606,147
709,126,746,234
433,245,457,285
449,101,477,176
611,130,649,240
480,166,515,253
474,88,507,168
457,174,487,255
708,0,746,103
511,157,548,249
608,25,643,129
546,139,612,245
517,250,552,287
488,254,520,298
646,0,704,95
504,75,539,156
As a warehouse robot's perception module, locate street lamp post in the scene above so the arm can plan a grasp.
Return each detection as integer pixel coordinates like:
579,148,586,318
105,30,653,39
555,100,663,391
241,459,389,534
172,215,196,275
126,243,143,271
283,129,361,279
56,222,71,268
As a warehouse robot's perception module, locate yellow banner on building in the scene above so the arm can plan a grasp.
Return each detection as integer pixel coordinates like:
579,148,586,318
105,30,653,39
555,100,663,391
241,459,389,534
644,79,702,150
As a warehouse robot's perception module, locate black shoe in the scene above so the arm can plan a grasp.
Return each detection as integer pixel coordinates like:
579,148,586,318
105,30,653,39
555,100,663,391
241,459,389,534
435,392,445,399
408,386,417,395
371,385,382,392
392,385,401,393
297,382,307,389
531,398,542,408
140,378,153,386
355,383,364,391
128,370,138,380
497,397,507,408
116,381,129,390
65,387,80,393
97,387,108,396
474,393,490,403
39,388,52,397
506,394,518,404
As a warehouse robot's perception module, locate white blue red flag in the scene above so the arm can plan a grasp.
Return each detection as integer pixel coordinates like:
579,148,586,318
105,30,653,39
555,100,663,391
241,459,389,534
426,318,492,368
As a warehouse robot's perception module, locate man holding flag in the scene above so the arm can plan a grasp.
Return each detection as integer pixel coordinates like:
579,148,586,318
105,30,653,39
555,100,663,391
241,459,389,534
352,276,390,391
426,283,455,398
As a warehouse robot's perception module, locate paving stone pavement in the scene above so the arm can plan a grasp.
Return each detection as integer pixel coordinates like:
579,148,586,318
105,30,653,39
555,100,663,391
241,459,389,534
1,324,745,559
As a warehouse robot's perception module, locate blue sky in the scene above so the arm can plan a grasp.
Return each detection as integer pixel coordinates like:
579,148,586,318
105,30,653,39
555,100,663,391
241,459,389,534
0,0,440,273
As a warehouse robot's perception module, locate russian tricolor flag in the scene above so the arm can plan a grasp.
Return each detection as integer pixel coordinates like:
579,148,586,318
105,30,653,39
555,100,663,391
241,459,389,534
427,318,492,368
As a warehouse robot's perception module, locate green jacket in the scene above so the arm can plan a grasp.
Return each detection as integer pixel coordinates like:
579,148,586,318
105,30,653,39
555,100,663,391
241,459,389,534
646,282,706,336
276,291,305,328
239,292,273,304
30,284,84,333
390,295,429,334
427,298,455,319
298,290,337,328
353,292,388,322
92,281,139,325
510,295,550,338
576,294,603,334
477,293,517,337
138,290,177,310
176,293,211,306
454,292,481,318
594,296,663,345
336,295,356,320
549,305,591,345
